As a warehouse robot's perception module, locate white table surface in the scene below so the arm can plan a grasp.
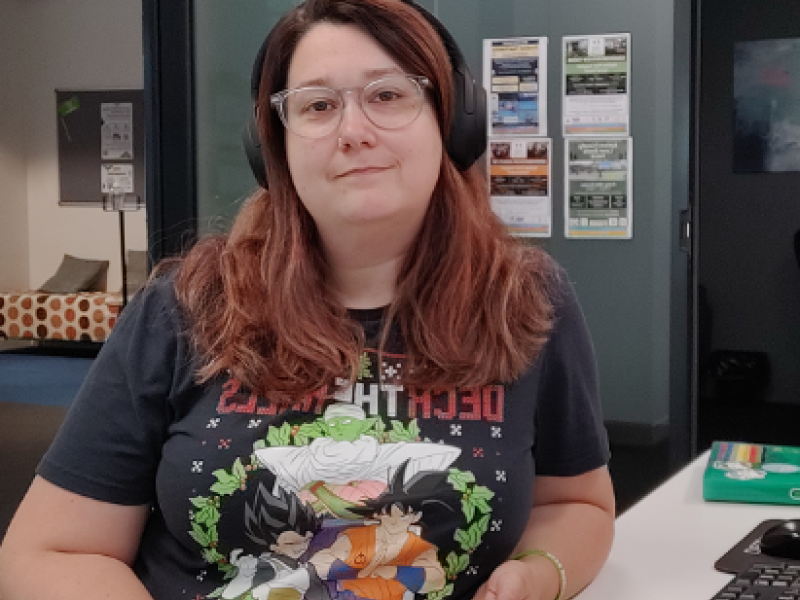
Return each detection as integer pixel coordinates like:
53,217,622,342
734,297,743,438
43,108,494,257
575,450,800,599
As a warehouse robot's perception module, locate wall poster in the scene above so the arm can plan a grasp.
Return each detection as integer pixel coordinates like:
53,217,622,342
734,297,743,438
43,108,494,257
564,138,632,239
734,37,800,173
489,138,552,237
562,33,630,136
483,37,547,137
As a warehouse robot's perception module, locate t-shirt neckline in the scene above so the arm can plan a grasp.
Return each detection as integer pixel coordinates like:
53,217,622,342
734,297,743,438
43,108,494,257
346,306,387,323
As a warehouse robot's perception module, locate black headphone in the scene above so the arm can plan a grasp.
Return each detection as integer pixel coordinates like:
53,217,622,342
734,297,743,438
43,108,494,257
242,0,487,189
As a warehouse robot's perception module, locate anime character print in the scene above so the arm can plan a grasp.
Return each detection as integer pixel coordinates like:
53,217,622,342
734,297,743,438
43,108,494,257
220,484,330,600
190,350,497,600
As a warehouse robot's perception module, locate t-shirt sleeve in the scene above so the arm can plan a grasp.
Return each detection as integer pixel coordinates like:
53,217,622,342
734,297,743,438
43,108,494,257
533,272,610,477
37,275,193,505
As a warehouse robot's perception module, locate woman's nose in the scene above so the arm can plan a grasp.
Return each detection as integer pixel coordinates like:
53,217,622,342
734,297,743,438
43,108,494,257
336,91,377,149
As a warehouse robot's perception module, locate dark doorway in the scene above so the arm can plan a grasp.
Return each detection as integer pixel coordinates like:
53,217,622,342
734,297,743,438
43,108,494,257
696,0,800,449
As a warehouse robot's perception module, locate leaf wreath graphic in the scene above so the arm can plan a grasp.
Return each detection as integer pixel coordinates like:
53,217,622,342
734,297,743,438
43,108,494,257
387,419,421,442
189,420,494,600
358,351,373,379
189,456,261,584
430,467,494,600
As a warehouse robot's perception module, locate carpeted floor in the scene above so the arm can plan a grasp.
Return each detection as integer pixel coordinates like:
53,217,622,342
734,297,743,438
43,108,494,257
0,352,89,535
0,354,93,406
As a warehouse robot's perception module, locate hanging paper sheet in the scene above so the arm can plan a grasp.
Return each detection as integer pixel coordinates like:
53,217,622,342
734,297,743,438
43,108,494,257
483,37,548,137
564,138,632,239
489,138,552,237
562,33,630,136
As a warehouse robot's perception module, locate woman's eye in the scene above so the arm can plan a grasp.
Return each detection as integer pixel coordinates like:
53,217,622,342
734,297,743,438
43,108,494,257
372,89,402,102
304,99,336,113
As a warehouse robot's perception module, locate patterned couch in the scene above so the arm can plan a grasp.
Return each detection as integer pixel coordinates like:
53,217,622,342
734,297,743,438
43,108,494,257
0,291,122,343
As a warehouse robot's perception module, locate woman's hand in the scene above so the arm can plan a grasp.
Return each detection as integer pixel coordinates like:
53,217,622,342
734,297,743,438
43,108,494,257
471,557,558,600
473,466,615,600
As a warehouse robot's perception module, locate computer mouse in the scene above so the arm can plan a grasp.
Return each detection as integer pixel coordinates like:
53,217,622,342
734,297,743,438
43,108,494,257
760,520,800,560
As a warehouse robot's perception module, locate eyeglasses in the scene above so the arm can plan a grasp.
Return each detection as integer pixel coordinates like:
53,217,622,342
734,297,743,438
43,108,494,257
270,74,431,139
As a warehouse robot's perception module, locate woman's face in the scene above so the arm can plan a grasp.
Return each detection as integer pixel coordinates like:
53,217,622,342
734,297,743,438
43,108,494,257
283,22,443,243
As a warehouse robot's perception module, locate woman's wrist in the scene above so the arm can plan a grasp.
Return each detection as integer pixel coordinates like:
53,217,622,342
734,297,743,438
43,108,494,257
511,549,566,600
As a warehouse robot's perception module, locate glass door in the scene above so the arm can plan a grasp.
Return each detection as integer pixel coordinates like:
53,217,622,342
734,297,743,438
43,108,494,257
194,1,301,232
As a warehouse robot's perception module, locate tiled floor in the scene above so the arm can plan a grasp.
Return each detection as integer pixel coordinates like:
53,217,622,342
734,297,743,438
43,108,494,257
0,402,68,535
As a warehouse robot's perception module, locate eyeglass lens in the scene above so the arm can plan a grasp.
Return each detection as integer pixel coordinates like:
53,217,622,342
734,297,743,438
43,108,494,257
280,75,425,139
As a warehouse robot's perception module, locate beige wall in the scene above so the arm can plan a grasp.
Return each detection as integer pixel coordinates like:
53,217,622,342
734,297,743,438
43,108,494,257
0,0,31,290
0,0,145,293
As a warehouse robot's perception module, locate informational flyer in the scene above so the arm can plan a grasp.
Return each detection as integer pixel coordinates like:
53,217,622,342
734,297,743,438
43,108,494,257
562,33,630,136
483,37,547,136
564,138,632,239
101,163,134,194
101,102,134,159
489,138,551,237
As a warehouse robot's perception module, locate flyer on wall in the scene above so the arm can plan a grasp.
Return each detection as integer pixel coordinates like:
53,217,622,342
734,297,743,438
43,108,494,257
100,102,134,159
101,163,134,194
483,37,547,137
564,138,632,239
489,137,552,237
562,33,630,136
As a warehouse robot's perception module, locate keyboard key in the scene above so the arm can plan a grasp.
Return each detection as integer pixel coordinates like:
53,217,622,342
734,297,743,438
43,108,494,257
727,586,746,593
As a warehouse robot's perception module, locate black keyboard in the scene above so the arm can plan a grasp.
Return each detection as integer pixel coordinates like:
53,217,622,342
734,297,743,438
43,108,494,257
713,562,800,600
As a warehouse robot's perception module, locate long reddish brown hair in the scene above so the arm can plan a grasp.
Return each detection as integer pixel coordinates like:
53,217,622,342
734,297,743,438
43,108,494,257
173,0,557,404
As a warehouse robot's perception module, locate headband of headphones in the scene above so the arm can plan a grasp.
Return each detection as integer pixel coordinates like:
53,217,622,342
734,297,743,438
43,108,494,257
242,0,487,188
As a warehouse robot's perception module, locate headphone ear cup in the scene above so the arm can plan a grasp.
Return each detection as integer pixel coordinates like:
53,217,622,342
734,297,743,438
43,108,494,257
446,66,487,171
402,0,486,170
242,109,268,189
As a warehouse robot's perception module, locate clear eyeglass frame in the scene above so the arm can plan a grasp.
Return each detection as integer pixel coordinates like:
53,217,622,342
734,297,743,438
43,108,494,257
270,74,431,139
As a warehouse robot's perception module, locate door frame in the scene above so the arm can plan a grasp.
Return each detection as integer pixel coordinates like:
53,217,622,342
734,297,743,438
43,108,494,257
143,0,198,264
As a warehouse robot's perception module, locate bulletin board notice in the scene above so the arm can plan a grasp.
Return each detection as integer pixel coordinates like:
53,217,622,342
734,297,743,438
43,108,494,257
564,137,633,239
56,89,144,207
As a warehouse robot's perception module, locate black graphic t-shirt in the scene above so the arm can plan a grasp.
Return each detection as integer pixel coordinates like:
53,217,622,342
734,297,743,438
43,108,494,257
38,271,608,600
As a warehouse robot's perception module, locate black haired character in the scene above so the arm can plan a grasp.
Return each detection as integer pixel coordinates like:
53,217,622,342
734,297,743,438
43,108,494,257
308,461,458,600
221,483,330,600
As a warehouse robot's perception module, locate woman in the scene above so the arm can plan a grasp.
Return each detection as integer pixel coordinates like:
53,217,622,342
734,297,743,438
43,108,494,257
0,1,614,600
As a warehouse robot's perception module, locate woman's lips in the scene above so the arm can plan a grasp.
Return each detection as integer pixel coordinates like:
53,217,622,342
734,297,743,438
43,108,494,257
337,166,389,178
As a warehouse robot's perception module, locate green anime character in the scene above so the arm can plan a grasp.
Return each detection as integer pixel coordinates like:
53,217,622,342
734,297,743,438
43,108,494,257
255,403,461,518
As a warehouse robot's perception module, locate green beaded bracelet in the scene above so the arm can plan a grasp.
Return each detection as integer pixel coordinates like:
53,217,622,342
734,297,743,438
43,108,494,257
511,549,566,600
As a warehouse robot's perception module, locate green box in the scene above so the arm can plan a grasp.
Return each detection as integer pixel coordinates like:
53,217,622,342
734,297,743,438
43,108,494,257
704,441,800,505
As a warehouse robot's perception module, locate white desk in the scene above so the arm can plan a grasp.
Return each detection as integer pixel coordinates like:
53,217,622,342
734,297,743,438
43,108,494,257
576,450,800,599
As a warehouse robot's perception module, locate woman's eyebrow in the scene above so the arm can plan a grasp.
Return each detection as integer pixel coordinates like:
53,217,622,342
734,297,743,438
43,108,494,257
291,67,405,89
